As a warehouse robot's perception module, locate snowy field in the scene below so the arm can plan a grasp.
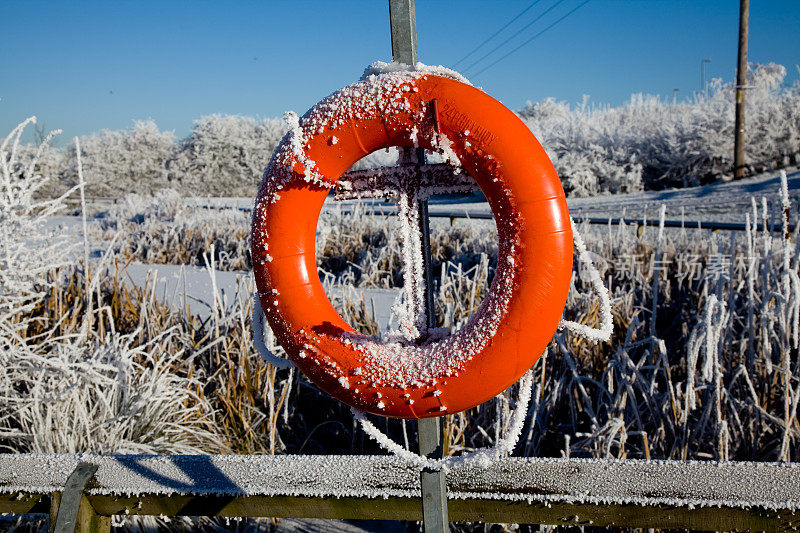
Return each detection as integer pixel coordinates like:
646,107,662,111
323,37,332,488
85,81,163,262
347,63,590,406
45,165,800,331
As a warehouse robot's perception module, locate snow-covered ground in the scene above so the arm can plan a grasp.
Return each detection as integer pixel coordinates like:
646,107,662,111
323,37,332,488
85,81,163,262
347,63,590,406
566,166,800,222
120,262,399,330
414,166,799,223
112,166,798,223
52,167,798,328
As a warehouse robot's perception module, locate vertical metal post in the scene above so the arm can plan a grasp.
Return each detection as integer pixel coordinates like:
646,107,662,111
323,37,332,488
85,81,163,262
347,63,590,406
733,0,749,180
389,1,448,531
701,58,710,98
389,0,418,67
418,416,448,531
417,183,436,329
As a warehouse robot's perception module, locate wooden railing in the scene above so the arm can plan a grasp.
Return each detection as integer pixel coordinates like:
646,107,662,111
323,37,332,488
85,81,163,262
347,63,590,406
2,454,798,532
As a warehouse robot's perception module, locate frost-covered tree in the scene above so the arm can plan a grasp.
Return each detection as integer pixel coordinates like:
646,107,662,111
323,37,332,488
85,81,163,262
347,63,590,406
58,119,176,197
520,62,800,196
171,114,285,197
16,62,800,199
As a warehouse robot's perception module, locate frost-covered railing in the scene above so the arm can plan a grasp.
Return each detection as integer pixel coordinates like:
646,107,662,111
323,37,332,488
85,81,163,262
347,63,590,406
3,454,799,532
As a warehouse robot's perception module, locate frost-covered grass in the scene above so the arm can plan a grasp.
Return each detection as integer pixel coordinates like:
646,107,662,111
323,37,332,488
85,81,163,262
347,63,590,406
93,189,252,271
363,189,800,463
1,122,229,456
84,177,800,463
536,198,800,461
17,63,800,200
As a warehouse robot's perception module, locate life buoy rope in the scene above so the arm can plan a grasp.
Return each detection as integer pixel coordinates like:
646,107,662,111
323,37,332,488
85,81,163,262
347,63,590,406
353,217,613,466
252,67,573,418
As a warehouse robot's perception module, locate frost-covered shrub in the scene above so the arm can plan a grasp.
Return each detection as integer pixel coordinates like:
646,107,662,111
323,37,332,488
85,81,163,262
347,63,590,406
170,114,285,196
519,96,643,196
0,119,230,456
58,119,176,197
0,331,225,454
20,62,800,200
12,141,68,196
738,63,800,170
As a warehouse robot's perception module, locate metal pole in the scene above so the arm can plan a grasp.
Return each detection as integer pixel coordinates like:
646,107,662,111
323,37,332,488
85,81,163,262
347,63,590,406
734,0,749,180
388,1,448,531
389,0,418,67
418,416,447,530
701,58,710,98
417,180,436,328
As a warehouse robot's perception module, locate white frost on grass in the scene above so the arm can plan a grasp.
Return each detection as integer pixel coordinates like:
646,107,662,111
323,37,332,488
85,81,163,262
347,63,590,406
0,118,226,455
0,117,75,335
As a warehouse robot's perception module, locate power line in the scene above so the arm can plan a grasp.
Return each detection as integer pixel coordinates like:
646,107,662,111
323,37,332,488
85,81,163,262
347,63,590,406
463,0,567,75
469,0,591,78
452,0,543,68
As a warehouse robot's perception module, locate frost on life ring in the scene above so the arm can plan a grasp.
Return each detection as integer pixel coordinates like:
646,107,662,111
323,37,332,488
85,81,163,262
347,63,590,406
251,65,572,419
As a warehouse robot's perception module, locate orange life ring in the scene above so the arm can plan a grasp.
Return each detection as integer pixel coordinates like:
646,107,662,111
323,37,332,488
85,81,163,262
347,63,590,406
252,70,572,419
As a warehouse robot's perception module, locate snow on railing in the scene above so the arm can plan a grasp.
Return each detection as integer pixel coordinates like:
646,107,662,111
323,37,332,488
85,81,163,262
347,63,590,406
3,454,800,531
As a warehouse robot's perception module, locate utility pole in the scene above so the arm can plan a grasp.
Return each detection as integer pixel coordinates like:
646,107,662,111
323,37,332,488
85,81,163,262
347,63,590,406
733,0,749,179
673,88,679,105
701,58,711,98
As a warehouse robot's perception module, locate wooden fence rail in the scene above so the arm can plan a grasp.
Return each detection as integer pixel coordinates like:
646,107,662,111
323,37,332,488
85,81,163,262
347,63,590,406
1,454,798,532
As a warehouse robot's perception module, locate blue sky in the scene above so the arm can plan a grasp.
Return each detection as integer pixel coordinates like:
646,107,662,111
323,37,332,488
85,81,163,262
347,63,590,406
2,1,798,144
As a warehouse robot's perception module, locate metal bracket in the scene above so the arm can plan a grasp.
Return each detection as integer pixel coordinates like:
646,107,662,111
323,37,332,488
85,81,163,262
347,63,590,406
52,462,102,533
335,163,477,202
